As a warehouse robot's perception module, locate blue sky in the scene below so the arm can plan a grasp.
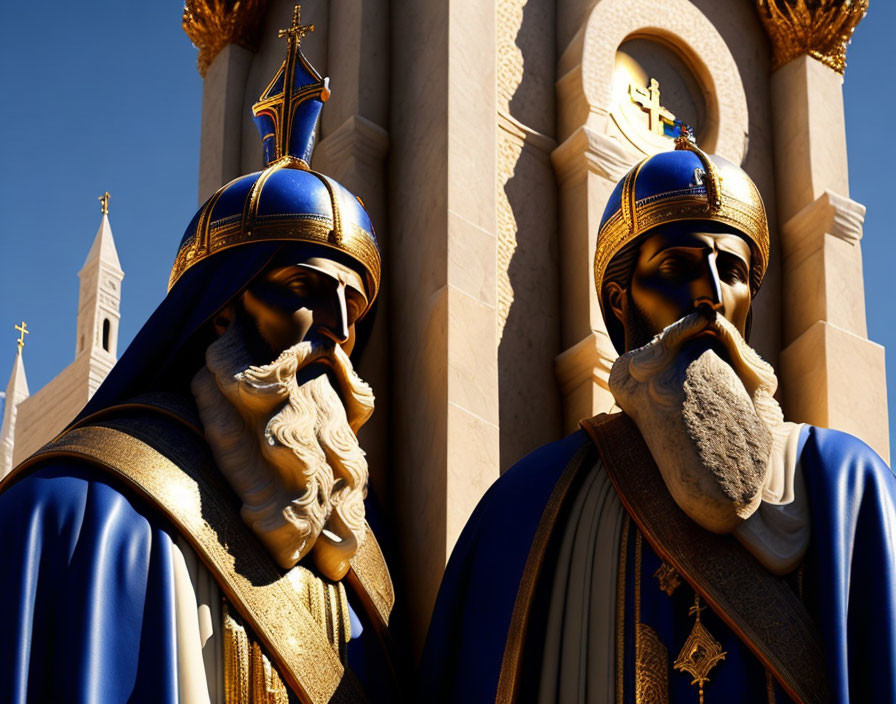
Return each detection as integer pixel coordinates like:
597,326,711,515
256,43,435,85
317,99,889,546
0,2,893,456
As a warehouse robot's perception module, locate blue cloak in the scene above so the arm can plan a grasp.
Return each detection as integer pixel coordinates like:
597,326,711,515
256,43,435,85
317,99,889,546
0,460,398,703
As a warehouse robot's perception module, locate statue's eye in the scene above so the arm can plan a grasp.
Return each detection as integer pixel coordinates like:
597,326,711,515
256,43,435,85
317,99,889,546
718,255,749,284
657,255,689,278
285,274,313,295
345,291,365,323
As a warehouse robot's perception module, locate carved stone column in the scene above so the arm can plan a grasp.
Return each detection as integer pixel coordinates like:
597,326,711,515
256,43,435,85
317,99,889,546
759,0,888,461
551,128,638,430
183,0,268,202
392,0,499,648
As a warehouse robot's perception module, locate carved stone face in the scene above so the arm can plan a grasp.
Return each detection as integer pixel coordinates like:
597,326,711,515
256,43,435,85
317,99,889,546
225,247,370,362
606,225,752,352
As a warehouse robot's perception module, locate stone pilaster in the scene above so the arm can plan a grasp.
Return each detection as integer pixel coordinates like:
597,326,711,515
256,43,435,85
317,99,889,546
392,0,499,648
550,127,637,429
771,55,888,462
198,44,253,203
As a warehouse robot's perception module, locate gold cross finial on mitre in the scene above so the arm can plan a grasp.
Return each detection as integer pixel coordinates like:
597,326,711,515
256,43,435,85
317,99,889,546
278,5,314,46
99,191,110,215
674,123,694,150
14,321,29,350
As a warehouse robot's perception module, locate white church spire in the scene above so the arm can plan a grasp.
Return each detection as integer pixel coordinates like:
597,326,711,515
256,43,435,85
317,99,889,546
76,192,124,360
0,323,31,478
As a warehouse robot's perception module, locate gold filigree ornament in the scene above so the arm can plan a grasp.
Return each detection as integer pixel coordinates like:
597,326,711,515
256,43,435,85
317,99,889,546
756,0,868,75
673,594,726,704
183,0,269,77
653,562,682,597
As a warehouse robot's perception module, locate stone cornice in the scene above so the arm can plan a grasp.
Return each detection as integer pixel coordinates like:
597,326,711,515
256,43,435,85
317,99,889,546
554,331,617,397
782,189,865,266
551,126,638,185
315,114,389,170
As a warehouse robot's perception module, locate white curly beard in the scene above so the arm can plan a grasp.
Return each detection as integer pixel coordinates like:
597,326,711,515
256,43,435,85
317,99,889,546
191,316,375,580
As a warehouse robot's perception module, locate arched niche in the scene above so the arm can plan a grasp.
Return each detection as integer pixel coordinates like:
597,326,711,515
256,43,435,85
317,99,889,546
558,0,748,164
610,37,712,154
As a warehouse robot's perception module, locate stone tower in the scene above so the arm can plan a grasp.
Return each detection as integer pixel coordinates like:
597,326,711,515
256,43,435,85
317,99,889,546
75,207,124,388
12,204,124,465
0,341,29,479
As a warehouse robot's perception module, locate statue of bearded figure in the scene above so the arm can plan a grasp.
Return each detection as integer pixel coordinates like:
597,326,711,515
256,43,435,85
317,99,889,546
421,137,896,704
0,11,400,704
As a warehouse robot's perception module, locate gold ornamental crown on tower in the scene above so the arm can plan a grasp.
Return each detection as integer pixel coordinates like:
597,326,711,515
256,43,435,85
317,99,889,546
756,0,868,74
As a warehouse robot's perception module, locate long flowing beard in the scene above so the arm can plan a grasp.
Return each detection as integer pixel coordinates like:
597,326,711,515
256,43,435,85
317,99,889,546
609,309,783,533
192,317,375,579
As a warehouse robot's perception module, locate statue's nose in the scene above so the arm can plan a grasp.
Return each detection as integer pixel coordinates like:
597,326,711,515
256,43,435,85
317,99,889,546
692,255,723,312
313,285,350,344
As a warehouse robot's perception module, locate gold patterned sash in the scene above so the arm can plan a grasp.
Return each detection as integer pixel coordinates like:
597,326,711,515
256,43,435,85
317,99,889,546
1,406,394,704
580,413,830,704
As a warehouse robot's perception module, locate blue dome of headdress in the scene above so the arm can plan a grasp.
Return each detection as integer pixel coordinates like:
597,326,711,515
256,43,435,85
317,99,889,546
594,129,769,317
168,5,381,313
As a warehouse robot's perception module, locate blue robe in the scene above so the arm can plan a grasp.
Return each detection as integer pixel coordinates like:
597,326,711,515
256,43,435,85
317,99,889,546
0,461,397,703
420,425,896,702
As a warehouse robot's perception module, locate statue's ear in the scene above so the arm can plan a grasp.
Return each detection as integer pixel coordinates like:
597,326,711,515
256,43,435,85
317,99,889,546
213,304,235,337
604,281,627,327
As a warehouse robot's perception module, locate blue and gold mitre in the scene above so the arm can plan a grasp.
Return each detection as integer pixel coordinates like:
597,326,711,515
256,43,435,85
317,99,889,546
594,133,769,310
168,6,380,313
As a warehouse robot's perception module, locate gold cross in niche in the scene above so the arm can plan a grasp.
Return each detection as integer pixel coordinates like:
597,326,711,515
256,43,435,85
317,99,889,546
629,78,677,136
14,321,29,350
99,191,110,215
278,5,314,46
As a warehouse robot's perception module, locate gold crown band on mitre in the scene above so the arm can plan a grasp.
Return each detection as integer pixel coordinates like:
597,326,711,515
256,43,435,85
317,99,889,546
167,160,381,315
594,149,769,308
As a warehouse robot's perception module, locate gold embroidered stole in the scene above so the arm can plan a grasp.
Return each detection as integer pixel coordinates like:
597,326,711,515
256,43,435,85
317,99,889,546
1,405,395,704
581,413,830,704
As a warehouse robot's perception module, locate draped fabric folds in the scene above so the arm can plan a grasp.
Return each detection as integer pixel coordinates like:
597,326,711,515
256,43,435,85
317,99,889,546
0,464,180,703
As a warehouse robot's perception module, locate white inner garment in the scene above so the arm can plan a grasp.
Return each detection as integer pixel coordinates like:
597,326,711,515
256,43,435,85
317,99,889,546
734,421,810,575
171,535,223,704
537,457,626,704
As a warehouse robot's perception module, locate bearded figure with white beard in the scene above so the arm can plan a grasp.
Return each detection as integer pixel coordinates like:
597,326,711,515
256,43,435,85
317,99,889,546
0,10,401,704
422,134,896,703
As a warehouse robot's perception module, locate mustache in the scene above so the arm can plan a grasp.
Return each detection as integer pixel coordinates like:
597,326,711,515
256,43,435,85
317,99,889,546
611,308,778,403
230,337,375,433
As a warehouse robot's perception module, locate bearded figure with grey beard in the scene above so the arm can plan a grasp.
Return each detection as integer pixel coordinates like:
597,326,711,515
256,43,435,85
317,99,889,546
422,139,896,704
192,313,375,581
609,307,811,574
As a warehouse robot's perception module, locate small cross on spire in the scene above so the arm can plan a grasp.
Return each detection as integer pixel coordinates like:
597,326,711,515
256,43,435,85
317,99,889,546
99,191,110,215
278,5,314,46
14,321,28,351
